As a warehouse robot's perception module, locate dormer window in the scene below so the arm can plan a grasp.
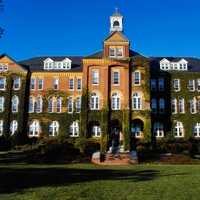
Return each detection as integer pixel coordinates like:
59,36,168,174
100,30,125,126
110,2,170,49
0,63,8,72
43,58,72,70
160,58,188,71
109,47,124,58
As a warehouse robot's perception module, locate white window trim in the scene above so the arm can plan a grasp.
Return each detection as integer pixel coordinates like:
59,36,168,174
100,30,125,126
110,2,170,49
69,121,79,137
49,121,59,137
133,71,141,86
112,70,120,86
0,77,6,91
13,77,21,90
69,78,74,91
38,79,44,90
91,70,99,85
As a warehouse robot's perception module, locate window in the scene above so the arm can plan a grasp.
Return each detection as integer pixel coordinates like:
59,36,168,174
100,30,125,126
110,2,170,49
53,78,59,90
173,79,180,91
150,79,157,91
171,98,177,114
188,80,195,91
134,71,141,85
193,123,200,137
0,120,3,136
0,96,5,112
49,121,59,137
69,121,79,137
75,97,81,113
179,98,185,113
197,79,200,91
69,78,74,90
38,79,44,90
116,47,123,57
92,70,99,85
13,77,20,90
189,98,196,114
174,122,184,138
151,98,157,113
77,78,82,91
0,77,6,90
48,97,53,113
159,98,165,113
56,97,62,113
36,96,43,113
10,120,18,135
0,63,8,72
132,93,142,110
153,122,164,138
12,96,19,113
67,97,73,113
109,47,123,58
131,124,142,138
111,93,120,110
30,78,36,90
92,126,101,137
29,120,40,137
198,100,200,113
90,93,99,110
158,78,164,91
113,71,120,85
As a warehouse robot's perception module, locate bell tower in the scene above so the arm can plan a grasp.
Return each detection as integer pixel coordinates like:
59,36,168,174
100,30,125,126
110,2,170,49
110,8,123,33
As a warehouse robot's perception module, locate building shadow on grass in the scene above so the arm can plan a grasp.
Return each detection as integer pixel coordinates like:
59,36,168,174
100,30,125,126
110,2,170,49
0,166,159,194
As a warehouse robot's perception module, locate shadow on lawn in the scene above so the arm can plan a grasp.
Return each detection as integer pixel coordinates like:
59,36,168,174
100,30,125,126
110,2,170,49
0,166,159,194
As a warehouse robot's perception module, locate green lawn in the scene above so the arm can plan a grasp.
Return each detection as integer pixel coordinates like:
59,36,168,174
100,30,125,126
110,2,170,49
0,163,199,200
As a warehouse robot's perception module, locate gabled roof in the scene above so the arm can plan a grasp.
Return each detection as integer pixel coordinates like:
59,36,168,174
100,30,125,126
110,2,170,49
104,31,129,42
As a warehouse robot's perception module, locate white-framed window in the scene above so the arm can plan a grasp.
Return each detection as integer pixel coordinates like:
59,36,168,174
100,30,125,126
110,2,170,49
36,96,43,113
116,47,123,57
92,70,99,85
30,78,36,90
197,79,200,91
171,98,177,114
109,47,124,58
29,120,40,137
69,121,79,137
0,63,8,72
49,121,59,137
153,122,164,138
29,96,34,113
134,71,141,85
132,93,142,110
13,77,21,90
0,77,6,90
0,96,5,112
77,78,82,91
12,95,19,113
56,97,62,113
67,97,73,113
131,124,143,138
53,78,59,90
0,120,3,136
48,97,54,113
173,79,180,91
113,71,120,85
10,120,18,135
151,98,157,113
109,47,115,57
178,97,185,113
193,123,200,137
189,98,196,114
150,79,157,91
174,121,184,138
90,93,99,110
75,97,81,113
188,80,195,91
69,78,74,90
38,79,44,90
92,125,101,137
159,98,165,113
111,93,120,110
158,78,164,91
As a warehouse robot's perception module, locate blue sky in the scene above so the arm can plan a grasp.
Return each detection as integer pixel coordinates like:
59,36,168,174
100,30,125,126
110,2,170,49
0,0,200,60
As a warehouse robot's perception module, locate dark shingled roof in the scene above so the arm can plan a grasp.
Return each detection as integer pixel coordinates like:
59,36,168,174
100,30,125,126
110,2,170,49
150,57,200,72
19,56,83,72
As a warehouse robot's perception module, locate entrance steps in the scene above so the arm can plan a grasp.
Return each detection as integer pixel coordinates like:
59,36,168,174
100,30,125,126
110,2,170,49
91,151,138,165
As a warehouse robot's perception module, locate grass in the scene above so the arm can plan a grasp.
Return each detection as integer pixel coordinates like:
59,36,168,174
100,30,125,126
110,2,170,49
0,163,199,200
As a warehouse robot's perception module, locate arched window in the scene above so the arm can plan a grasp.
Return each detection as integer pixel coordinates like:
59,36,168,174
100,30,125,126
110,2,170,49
36,96,43,113
75,97,81,113
132,93,142,110
174,121,184,138
151,98,157,113
90,93,99,110
67,96,73,113
29,96,34,113
29,120,40,137
171,98,177,114
48,97,53,113
193,123,200,137
159,98,165,113
189,98,196,114
179,97,185,113
0,120,3,136
56,97,62,113
10,120,18,135
69,121,79,137
12,96,19,113
49,121,59,136
111,93,120,110
113,20,120,27
0,96,5,112
153,122,164,138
